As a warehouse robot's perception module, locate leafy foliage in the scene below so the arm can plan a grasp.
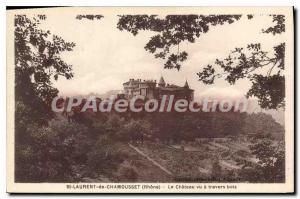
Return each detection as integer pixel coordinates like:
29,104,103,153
86,135,124,176
262,15,285,35
15,119,90,182
16,108,285,182
115,119,151,141
198,42,285,109
15,15,75,115
14,15,77,182
239,134,285,182
197,15,286,109
117,15,242,70
211,159,222,180
117,14,286,109
242,112,284,138
247,74,285,109
76,15,104,20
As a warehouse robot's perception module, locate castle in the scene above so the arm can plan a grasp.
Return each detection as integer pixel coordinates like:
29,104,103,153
121,76,194,101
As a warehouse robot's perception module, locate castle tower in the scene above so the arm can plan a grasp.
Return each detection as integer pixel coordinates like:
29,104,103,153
126,79,135,98
184,80,189,89
158,76,166,87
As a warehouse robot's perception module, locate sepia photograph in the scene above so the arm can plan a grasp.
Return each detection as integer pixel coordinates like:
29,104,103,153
6,7,294,193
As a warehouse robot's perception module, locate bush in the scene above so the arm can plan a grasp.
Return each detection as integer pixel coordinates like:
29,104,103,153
15,119,89,182
116,164,138,182
86,136,125,178
114,119,151,142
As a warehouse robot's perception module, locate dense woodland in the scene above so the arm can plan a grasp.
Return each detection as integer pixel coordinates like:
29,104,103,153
16,108,285,182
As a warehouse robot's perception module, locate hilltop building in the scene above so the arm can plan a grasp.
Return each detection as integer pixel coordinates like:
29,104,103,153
121,76,194,101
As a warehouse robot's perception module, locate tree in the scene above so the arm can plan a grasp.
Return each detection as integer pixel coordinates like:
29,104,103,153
116,162,138,182
117,14,286,109
14,15,78,182
211,158,222,181
76,14,104,20
115,119,151,141
86,135,125,178
15,15,75,123
242,112,284,138
15,119,90,182
198,42,285,109
198,15,285,109
117,15,242,70
239,134,285,182
210,112,246,137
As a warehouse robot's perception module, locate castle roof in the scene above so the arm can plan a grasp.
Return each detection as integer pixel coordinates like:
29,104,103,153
123,77,193,91
159,87,193,91
166,84,180,88
184,80,189,88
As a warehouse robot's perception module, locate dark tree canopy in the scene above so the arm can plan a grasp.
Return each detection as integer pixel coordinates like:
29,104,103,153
117,15,242,70
262,14,285,35
239,134,285,182
117,14,286,110
15,15,75,122
198,43,285,109
15,15,79,182
76,14,104,20
198,15,286,109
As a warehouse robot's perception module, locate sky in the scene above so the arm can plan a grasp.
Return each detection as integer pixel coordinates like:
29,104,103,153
37,12,286,101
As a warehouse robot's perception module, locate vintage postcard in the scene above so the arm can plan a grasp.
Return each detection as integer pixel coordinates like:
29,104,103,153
6,7,294,193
